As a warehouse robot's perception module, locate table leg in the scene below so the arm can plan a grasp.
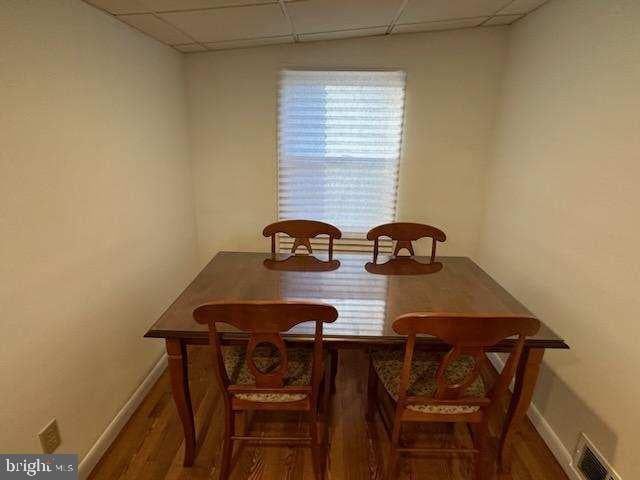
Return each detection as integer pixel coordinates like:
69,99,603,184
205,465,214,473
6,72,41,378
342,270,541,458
166,338,196,466
498,347,544,473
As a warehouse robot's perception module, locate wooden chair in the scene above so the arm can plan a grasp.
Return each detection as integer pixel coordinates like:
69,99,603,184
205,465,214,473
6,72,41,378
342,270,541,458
366,313,540,480
193,301,338,480
366,222,446,263
263,220,342,260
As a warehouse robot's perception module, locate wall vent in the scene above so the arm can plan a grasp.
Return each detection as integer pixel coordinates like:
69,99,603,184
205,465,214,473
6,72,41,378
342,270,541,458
572,434,621,480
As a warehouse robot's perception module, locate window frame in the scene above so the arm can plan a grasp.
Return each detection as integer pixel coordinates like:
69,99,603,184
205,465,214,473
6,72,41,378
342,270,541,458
276,68,407,253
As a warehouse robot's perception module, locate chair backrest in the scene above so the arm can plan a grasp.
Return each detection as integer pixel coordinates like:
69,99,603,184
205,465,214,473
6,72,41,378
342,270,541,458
364,257,443,276
391,313,540,410
194,301,338,396
263,255,341,272
366,222,446,263
263,220,343,259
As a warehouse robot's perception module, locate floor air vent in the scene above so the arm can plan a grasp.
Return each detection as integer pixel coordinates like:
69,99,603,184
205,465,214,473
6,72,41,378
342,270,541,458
572,434,621,480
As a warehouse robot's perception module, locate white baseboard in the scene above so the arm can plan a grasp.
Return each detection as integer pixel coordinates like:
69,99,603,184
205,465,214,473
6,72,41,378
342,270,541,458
78,354,168,479
487,353,581,480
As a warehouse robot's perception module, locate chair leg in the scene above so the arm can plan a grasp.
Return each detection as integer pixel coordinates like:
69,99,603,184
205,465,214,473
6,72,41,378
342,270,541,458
322,356,332,422
309,410,325,480
474,420,490,480
386,410,402,480
366,358,378,421
219,406,234,480
329,348,338,394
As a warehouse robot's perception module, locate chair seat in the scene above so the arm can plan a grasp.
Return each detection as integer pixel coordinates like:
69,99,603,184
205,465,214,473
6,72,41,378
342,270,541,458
222,345,316,402
371,348,486,414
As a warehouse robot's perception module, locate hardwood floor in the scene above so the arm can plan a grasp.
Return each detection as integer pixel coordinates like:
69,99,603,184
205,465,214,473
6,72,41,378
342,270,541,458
89,346,568,480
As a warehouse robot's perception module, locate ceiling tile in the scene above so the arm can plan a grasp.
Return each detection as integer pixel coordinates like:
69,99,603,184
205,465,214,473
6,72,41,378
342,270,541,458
483,14,524,25
286,0,403,34
497,0,547,15
204,35,294,50
393,17,489,34
399,0,510,24
299,26,388,42
173,43,208,52
140,0,275,12
119,14,194,44
158,4,291,43
84,0,150,14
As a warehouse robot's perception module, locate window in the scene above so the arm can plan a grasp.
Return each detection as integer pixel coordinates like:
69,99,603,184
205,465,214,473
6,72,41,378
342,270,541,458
278,69,406,251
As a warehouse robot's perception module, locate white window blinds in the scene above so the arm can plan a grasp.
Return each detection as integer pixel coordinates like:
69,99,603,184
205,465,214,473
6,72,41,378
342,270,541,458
278,70,406,245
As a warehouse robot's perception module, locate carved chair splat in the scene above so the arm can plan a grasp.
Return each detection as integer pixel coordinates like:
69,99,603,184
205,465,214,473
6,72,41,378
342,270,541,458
263,220,342,260
366,222,446,263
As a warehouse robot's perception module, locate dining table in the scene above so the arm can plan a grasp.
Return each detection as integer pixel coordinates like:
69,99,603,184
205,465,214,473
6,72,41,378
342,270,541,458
144,251,569,473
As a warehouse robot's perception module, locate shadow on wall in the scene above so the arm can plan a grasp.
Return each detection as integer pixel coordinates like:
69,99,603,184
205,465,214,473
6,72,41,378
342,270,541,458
532,354,618,465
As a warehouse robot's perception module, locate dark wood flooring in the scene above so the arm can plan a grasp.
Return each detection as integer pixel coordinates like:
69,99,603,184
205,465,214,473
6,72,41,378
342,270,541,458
89,346,568,480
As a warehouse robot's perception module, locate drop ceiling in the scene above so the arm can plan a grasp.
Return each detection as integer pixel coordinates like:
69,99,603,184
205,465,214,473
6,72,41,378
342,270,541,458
84,0,548,52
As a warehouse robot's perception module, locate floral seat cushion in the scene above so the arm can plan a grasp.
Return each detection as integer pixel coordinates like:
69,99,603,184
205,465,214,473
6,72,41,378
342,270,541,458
371,348,486,414
222,344,317,402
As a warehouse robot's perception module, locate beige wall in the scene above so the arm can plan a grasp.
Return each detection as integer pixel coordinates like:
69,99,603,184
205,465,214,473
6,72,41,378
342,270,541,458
0,0,198,459
478,0,640,477
5,1,637,477
185,28,507,263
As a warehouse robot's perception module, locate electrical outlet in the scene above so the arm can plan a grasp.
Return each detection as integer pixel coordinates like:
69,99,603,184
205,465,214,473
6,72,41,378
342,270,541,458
38,419,61,454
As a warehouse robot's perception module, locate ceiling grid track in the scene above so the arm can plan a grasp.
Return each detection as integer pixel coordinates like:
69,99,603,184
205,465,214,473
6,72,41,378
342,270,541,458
278,0,299,43
480,0,519,26
82,0,550,53
151,12,208,52
386,0,410,35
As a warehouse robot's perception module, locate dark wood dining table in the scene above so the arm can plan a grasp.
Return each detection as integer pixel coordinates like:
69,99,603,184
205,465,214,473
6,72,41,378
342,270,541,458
145,251,568,472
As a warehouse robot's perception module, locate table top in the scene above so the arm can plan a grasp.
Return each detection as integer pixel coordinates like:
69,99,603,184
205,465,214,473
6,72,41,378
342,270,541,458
145,251,568,349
